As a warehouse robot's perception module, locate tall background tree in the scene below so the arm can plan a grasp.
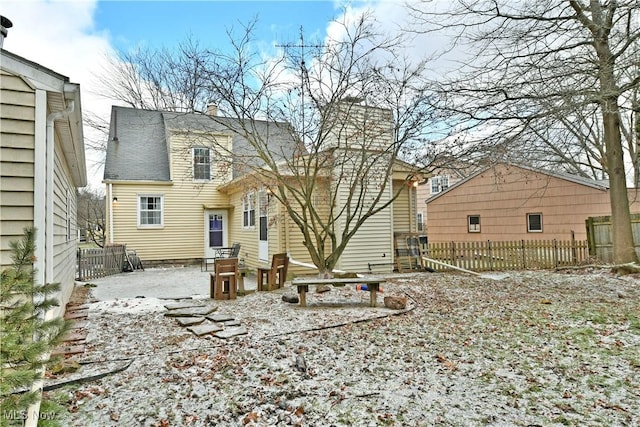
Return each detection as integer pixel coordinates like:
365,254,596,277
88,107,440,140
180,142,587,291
409,0,640,264
76,189,106,248
97,14,441,274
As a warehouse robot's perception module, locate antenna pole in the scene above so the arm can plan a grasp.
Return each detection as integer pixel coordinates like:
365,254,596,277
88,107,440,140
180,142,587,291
276,27,323,146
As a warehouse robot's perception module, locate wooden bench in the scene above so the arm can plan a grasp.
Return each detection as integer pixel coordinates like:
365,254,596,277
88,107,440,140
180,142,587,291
291,277,385,307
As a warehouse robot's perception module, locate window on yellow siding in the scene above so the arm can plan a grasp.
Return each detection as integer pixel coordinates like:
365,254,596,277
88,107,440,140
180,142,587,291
193,147,211,181
139,195,163,227
243,192,255,228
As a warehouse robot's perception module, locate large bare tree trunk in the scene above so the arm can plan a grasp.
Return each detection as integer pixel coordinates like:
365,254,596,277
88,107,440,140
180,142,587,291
603,99,637,263
585,1,638,264
409,0,640,264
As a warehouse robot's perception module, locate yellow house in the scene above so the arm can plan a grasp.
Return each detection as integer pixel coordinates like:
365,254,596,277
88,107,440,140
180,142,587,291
1,48,86,316
103,103,420,274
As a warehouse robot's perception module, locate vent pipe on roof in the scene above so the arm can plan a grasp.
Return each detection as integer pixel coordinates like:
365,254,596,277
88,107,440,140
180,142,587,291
112,108,119,142
0,16,13,49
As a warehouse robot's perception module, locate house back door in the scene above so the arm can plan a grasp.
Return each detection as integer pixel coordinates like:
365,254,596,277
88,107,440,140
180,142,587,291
258,191,269,262
204,210,228,258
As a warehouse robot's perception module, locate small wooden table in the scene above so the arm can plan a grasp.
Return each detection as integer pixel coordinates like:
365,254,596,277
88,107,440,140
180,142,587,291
291,277,385,307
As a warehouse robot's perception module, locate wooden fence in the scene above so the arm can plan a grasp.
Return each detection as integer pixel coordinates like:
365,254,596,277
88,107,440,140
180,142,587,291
586,214,640,263
77,244,127,281
424,239,589,272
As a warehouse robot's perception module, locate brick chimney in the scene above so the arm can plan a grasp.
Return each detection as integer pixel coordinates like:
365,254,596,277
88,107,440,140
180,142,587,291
207,103,218,116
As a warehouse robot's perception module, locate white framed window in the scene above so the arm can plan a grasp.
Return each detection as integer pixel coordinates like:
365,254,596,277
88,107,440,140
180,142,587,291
242,192,256,228
468,215,480,233
430,175,449,194
138,194,164,227
527,213,543,232
417,212,424,232
193,147,211,181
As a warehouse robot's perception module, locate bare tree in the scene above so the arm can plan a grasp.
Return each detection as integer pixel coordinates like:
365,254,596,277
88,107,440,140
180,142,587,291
409,0,640,264
77,188,106,248
99,14,440,275
84,37,216,166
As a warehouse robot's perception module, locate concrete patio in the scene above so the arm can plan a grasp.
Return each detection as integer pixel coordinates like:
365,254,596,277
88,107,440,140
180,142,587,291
80,266,259,301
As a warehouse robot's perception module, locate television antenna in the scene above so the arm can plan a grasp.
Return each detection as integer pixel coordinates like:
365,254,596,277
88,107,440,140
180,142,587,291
276,27,324,145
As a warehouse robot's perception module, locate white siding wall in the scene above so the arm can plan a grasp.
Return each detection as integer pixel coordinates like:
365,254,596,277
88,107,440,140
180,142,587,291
0,69,35,268
323,102,396,273
51,145,78,315
1,68,82,317
334,155,394,273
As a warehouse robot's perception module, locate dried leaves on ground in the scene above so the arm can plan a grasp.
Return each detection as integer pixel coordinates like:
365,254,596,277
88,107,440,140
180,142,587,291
47,269,639,426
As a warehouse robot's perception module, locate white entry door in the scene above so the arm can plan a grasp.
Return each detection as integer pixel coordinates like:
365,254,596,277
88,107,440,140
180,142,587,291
258,190,269,261
204,210,228,258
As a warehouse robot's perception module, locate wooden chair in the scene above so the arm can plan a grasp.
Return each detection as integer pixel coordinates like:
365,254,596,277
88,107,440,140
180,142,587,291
210,258,238,300
257,253,289,291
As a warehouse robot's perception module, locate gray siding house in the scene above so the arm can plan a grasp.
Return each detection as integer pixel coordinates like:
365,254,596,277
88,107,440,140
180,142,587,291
1,48,86,317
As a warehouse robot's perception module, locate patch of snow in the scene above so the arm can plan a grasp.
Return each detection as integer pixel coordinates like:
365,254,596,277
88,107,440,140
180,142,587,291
89,298,166,314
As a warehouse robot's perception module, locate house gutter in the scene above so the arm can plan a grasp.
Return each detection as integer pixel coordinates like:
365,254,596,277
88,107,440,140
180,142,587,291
25,100,75,427
108,182,114,244
33,89,47,288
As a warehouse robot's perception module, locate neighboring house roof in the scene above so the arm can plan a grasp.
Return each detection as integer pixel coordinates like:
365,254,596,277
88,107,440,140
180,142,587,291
103,106,301,182
426,162,610,203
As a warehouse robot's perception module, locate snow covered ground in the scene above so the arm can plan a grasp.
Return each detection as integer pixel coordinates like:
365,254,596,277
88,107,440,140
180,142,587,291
46,269,639,426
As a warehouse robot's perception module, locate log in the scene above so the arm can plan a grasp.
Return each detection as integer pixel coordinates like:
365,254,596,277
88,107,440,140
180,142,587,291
611,263,640,275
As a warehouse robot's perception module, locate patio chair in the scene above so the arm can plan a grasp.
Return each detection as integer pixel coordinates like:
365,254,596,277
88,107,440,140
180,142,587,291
257,253,289,291
210,257,238,300
201,243,241,272
218,242,241,258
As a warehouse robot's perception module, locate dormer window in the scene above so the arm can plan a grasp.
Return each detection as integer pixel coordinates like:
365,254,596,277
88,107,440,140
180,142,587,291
193,147,211,181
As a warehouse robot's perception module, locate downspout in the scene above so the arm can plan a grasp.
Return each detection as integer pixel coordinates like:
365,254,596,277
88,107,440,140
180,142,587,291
44,100,75,283
410,182,416,232
33,89,47,288
282,196,290,254
26,100,75,427
109,182,114,243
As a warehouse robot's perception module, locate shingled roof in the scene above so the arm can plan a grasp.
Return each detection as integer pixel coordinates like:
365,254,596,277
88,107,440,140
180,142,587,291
103,107,170,181
103,106,301,182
